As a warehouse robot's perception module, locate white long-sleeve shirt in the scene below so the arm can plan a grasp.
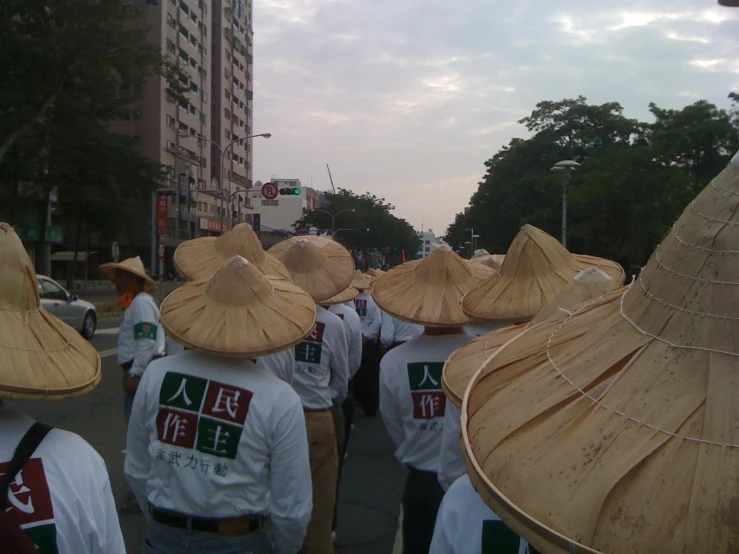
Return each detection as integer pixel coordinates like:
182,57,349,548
292,306,349,409
124,351,312,554
438,402,467,491
1,409,125,554
354,293,381,340
256,349,296,384
379,332,475,472
328,303,362,379
117,292,166,377
430,474,531,554
380,311,423,348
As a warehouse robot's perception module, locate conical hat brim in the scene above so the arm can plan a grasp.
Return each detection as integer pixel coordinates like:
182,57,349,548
161,276,316,358
351,273,374,291
174,236,292,281
462,254,624,323
268,238,354,302
319,286,359,306
0,308,101,399
100,261,156,293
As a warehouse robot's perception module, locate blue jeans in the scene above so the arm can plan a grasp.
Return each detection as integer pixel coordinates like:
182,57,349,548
143,521,272,554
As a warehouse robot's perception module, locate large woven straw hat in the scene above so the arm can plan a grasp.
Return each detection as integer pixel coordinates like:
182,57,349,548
319,286,359,306
0,223,101,399
99,256,156,293
442,268,616,409
468,254,505,272
462,225,623,323
366,267,385,278
462,153,739,554
161,256,316,358
471,248,491,259
174,223,291,281
267,236,354,302
351,270,374,292
373,243,484,327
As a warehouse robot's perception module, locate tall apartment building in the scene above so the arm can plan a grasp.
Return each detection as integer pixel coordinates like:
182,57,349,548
115,0,255,273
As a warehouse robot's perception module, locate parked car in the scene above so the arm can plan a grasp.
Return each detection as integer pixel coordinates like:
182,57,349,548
36,275,97,339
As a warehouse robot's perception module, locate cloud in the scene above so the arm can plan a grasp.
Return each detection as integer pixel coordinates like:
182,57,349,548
252,0,739,236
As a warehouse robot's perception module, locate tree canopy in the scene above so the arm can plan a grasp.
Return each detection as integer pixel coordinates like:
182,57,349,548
294,189,422,265
446,95,739,270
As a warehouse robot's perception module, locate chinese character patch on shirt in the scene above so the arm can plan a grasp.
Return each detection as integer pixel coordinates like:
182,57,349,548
0,458,58,553
295,322,325,364
354,299,367,317
481,519,522,552
133,322,158,340
157,372,253,459
407,362,446,420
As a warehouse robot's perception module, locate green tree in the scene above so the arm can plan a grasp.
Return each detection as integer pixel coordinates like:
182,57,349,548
294,189,421,266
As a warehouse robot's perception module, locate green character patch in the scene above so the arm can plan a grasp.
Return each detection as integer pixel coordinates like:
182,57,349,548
134,322,158,340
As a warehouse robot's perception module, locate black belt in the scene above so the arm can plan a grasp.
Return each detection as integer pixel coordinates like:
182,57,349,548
304,407,331,412
150,507,264,536
120,354,165,372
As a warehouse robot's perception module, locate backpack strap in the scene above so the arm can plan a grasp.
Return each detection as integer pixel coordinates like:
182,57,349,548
0,422,53,510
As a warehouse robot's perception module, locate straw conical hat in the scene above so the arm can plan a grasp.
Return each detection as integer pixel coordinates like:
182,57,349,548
468,254,505,272
442,268,617,409
351,270,374,292
372,243,484,327
161,256,316,358
0,223,101,399
267,236,354,302
366,267,385,278
99,256,156,293
471,248,491,259
462,225,623,323
319,286,359,306
174,223,291,281
462,154,739,554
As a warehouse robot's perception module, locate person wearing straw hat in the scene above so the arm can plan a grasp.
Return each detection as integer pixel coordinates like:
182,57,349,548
379,311,423,353
268,236,352,554
350,270,382,417
437,231,623,493
460,154,739,554
373,242,481,554
0,223,125,553
173,223,297,384
125,256,316,554
317,285,363,544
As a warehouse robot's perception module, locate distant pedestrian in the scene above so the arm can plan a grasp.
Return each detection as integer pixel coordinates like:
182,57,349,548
125,255,316,553
373,243,483,554
99,255,166,513
0,222,125,553
350,271,381,417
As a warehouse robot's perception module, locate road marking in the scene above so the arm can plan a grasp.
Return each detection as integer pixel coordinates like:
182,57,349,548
98,348,118,358
95,327,120,336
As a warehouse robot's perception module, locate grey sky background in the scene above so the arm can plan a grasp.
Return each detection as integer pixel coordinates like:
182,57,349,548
251,0,739,235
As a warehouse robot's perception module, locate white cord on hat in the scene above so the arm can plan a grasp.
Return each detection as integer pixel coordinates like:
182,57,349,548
652,245,739,286
689,201,739,226
671,223,739,254
0,305,42,324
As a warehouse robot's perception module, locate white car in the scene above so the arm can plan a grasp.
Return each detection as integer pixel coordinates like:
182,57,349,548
36,275,97,339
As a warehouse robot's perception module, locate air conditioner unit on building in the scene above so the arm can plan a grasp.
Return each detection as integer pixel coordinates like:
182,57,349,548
166,141,177,153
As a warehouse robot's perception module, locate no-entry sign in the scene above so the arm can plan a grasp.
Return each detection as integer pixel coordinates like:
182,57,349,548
261,182,278,200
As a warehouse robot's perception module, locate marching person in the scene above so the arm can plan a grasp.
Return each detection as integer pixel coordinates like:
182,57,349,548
351,271,382,417
429,474,535,554
373,243,481,554
173,222,296,384
269,236,352,554
0,222,125,553
380,310,423,353
125,256,316,553
99,255,166,513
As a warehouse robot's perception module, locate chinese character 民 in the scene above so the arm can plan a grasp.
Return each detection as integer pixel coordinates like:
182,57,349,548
201,424,231,455
213,463,228,477
161,412,189,443
212,387,241,419
167,378,194,407
7,470,34,514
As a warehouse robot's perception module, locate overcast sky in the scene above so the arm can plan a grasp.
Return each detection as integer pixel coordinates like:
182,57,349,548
252,0,739,236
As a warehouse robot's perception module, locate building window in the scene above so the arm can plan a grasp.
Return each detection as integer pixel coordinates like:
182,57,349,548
224,108,230,119
133,109,142,120
425,240,430,245
225,89,230,100
262,200,279,206
166,115,175,128
225,130,231,139
424,247,430,252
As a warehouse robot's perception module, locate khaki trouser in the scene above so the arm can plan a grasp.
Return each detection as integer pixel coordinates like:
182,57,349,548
303,409,338,554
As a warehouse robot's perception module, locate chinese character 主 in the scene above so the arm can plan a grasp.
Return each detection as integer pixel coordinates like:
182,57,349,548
167,378,194,407
200,424,231,456
161,412,189,443
212,387,241,419
417,365,439,388
419,394,442,418
7,470,34,514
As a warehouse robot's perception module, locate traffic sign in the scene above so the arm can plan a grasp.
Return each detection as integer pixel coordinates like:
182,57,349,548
261,182,278,200
111,242,120,263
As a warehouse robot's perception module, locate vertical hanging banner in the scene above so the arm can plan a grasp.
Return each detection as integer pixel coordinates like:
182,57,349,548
157,194,169,235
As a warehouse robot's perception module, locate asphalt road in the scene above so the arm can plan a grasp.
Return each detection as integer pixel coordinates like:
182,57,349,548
8,316,405,553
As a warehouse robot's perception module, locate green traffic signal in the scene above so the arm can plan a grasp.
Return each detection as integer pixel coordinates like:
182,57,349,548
294,188,301,195
365,228,370,231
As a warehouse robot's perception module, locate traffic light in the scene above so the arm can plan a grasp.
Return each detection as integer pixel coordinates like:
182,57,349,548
365,228,370,231
279,188,301,195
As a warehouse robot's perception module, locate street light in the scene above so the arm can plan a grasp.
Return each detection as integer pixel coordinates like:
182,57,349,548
178,131,272,234
464,228,479,257
304,208,356,235
550,160,581,248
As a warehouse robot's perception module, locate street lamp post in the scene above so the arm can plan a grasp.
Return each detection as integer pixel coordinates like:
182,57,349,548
464,228,479,257
307,208,356,235
550,160,581,248
179,132,271,234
